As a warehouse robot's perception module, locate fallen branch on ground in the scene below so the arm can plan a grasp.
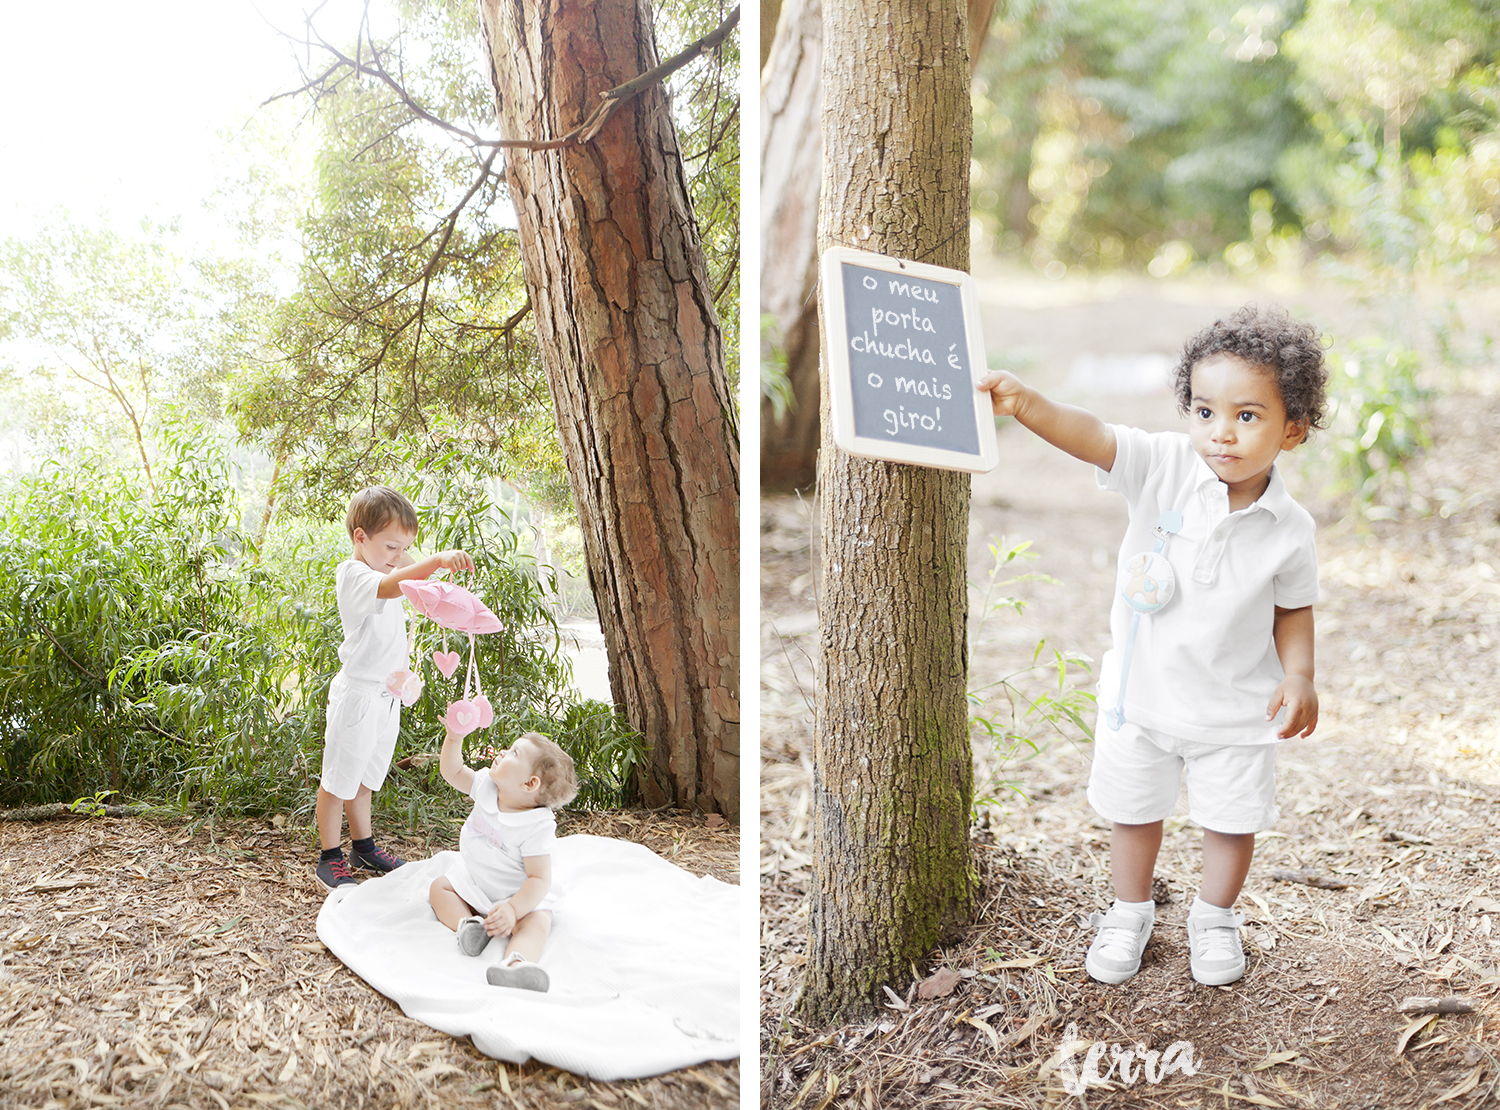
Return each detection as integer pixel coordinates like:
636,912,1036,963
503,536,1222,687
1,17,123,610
0,802,147,822
1398,997,1475,1015
1271,868,1350,890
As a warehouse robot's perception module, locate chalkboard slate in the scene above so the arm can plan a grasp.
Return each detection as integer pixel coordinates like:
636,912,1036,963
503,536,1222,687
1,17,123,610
820,247,999,473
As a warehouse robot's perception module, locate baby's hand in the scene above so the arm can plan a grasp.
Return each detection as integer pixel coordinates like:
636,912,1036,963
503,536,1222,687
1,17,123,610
975,370,1029,418
485,900,518,937
1267,675,1318,739
435,549,476,575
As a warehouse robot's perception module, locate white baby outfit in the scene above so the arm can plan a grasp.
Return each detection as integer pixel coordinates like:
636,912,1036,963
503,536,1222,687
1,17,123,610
320,559,407,800
1086,424,1320,833
445,772,559,916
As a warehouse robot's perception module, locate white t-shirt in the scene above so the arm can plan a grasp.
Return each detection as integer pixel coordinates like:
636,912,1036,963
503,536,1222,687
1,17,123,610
447,772,558,912
335,559,407,683
1095,424,1320,743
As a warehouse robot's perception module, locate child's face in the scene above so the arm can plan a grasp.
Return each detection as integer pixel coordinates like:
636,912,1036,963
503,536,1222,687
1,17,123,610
352,523,416,573
1187,354,1307,504
488,736,542,809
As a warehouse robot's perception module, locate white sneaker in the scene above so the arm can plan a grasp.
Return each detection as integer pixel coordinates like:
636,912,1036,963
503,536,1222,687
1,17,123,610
1084,906,1153,984
1187,908,1246,985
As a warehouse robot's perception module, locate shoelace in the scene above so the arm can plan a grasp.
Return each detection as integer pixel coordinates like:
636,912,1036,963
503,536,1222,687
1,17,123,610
1094,914,1148,958
1193,921,1239,959
329,858,354,880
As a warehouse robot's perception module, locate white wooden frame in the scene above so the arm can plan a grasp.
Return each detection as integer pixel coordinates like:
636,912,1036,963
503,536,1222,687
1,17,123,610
820,247,999,473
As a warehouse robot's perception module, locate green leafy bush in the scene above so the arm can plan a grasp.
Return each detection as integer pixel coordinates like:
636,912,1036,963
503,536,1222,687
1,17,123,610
1319,339,1432,511
0,423,641,818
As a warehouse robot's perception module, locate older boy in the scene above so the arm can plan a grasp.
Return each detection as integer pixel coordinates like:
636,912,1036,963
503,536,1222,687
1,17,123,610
316,486,475,889
978,306,1326,986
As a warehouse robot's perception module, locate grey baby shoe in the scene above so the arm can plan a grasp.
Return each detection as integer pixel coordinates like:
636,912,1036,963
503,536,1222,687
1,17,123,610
456,916,491,957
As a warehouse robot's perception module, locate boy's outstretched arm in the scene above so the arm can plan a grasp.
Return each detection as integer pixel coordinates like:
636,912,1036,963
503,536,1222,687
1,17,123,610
1268,605,1318,739
976,370,1117,472
439,727,476,794
376,549,476,599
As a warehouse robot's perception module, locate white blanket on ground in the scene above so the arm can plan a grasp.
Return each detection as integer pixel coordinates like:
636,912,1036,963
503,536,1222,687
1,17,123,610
315,834,739,1080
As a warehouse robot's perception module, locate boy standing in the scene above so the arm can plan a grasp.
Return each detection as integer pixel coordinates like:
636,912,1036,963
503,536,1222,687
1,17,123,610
978,306,1326,986
317,485,475,890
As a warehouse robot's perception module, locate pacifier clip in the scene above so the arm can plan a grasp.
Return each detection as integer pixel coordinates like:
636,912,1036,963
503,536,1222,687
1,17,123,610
1107,510,1183,731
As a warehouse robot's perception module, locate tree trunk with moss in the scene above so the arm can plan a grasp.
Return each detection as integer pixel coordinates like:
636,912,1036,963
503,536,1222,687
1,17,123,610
478,0,739,821
798,0,979,1027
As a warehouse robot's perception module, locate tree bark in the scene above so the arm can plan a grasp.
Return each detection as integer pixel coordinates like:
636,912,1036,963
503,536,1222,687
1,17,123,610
478,0,740,820
759,0,824,493
799,0,978,1027
760,0,1000,493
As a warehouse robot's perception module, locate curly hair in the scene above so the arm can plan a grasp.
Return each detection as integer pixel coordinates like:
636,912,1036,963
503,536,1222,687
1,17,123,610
1172,305,1329,436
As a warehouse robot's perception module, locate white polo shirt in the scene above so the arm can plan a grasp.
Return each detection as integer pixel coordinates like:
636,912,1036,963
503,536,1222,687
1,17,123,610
1095,424,1320,744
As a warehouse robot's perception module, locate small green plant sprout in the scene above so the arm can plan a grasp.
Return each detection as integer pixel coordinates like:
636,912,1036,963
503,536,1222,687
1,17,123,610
1318,338,1431,517
68,789,119,818
967,538,1095,814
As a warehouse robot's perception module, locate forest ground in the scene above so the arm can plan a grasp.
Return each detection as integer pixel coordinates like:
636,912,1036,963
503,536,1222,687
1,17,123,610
0,806,738,1109
762,260,1500,1108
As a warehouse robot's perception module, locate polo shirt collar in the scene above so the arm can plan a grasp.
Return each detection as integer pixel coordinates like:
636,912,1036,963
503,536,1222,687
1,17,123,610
1190,453,1294,519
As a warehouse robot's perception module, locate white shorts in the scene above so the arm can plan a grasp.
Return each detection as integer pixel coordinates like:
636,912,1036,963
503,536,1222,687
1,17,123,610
320,674,400,800
1086,719,1279,835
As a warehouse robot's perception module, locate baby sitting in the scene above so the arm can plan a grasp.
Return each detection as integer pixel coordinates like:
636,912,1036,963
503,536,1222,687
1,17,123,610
428,729,578,992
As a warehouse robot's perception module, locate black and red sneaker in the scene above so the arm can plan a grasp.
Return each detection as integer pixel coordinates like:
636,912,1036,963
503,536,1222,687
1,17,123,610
316,856,358,889
350,844,406,873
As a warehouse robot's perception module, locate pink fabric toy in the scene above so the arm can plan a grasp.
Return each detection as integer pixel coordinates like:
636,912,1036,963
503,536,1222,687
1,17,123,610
398,577,503,738
384,668,424,707
398,580,502,634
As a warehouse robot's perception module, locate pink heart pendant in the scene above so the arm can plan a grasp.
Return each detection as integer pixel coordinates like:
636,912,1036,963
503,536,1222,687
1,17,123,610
432,650,461,679
442,699,480,738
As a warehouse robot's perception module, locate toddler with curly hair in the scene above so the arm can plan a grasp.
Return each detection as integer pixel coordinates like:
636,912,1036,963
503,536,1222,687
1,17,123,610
979,305,1328,987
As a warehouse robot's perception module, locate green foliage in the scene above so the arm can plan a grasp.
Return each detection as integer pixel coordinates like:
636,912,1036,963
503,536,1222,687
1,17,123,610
974,0,1500,280
966,538,1095,812
761,314,794,422
0,421,641,816
973,0,1313,269
1317,339,1432,510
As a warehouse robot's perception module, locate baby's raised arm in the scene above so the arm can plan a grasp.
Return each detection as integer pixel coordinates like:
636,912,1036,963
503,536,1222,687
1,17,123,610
439,727,476,795
977,371,1117,472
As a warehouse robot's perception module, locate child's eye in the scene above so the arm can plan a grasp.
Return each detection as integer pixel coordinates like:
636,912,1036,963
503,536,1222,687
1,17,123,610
1238,411,1257,423
1195,407,1212,420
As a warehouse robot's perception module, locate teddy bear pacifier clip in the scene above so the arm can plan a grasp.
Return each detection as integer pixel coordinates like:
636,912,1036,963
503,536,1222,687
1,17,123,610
1107,509,1183,730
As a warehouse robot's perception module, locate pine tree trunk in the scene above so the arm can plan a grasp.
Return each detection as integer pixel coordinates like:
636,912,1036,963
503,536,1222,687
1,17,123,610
797,0,980,1028
478,0,740,820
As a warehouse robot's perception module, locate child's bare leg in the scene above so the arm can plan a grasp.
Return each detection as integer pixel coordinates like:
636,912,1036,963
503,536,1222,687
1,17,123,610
344,786,374,842
429,877,477,931
1199,829,1255,907
503,910,552,964
1110,820,1164,901
315,787,347,851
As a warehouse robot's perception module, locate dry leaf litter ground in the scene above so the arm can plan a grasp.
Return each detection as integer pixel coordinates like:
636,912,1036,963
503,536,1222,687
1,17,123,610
0,807,738,1110
762,263,1500,1108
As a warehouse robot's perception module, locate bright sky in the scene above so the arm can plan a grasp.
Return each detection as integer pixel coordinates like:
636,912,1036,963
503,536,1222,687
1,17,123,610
0,1,383,240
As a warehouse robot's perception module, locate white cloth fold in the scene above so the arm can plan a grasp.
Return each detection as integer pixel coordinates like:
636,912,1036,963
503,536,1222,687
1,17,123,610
315,834,739,1080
